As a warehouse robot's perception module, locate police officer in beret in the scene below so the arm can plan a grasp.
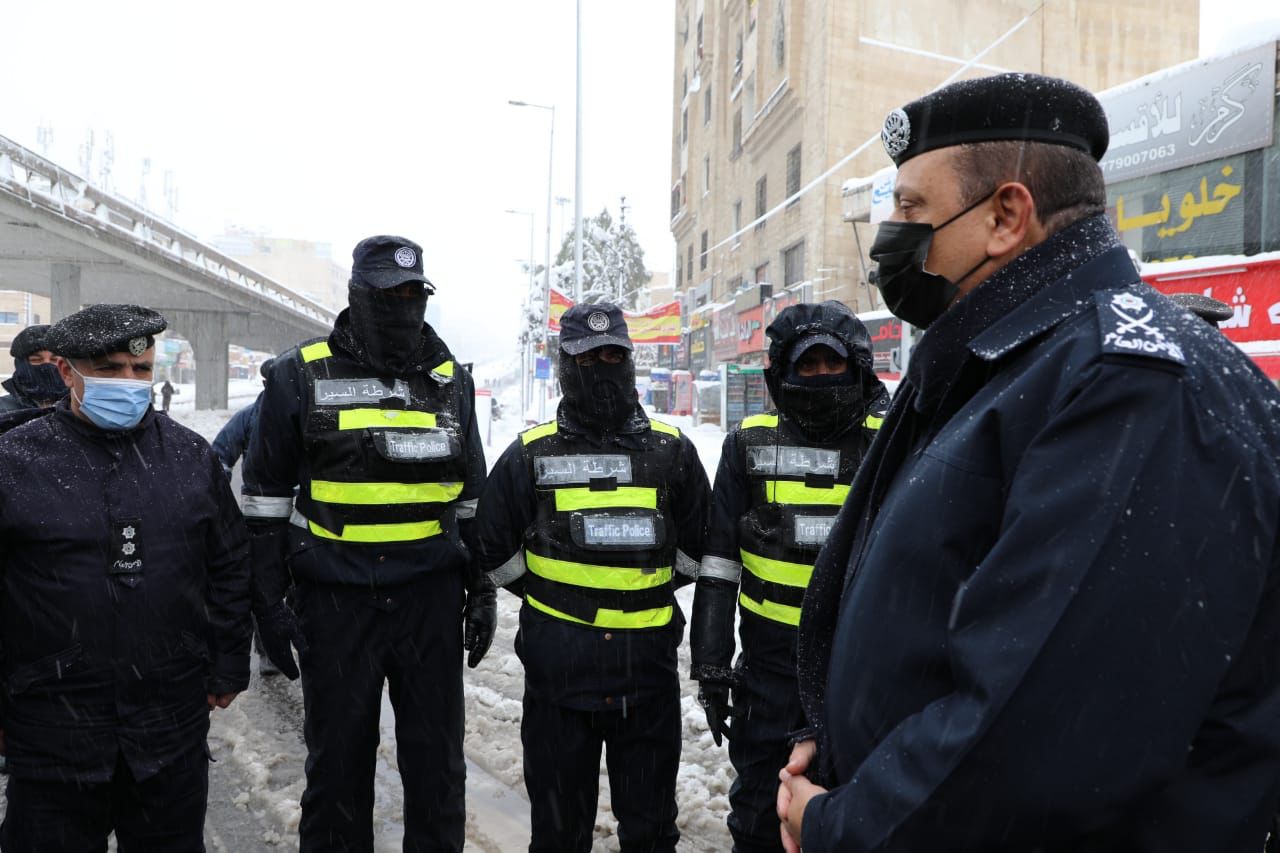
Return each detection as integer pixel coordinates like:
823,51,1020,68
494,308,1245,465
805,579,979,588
0,304,251,849
242,236,492,851
0,324,67,412
780,73,1280,851
475,302,709,852
690,300,887,853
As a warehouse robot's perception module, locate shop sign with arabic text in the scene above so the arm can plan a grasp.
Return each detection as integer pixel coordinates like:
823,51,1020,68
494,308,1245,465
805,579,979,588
1099,41,1275,183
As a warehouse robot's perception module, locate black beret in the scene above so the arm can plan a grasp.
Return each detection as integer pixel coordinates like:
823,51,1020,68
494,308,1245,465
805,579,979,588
47,304,167,359
881,72,1110,167
351,235,435,291
10,324,51,359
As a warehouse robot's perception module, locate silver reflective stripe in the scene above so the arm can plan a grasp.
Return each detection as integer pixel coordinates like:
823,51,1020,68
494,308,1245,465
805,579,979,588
490,551,528,587
700,555,742,583
675,549,701,579
746,446,840,477
289,509,309,529
455,499,478,520
242,495,294,518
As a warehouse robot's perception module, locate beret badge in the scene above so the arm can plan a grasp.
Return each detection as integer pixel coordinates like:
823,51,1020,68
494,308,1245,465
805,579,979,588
882,108,912,159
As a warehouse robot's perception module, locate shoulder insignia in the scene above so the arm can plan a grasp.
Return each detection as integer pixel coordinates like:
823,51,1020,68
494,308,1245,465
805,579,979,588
429,360,455,385
741,413,780,430
300,340,332,363
863,414,884,430
1096,289,1186,366
520,421,558,445
649,418,680,437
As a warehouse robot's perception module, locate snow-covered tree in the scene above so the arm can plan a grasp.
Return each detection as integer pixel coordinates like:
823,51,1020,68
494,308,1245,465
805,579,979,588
551,204,650,309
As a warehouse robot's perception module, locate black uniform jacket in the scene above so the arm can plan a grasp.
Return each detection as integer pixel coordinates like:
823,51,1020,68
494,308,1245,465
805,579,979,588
476,404,710,711
796,216,1280,851
0,402,251,783
242,315,486,589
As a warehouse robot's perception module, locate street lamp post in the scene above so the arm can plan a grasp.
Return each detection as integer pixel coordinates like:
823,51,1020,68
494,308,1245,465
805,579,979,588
506,209,536,421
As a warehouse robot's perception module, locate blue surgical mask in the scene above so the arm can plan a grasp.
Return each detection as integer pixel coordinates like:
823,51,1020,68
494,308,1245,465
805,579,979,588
70,364,153,430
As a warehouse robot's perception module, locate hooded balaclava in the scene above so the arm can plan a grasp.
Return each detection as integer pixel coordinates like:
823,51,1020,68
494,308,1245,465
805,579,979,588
11,359,68,406
765,301,876,443
347,280,429,375
558,349,639,431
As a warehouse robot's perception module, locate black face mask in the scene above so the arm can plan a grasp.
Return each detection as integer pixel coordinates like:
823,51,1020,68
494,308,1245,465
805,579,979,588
559,355,638,431
869,192,994,329
12,361,68,406
778,371,863,443
347,283,428,374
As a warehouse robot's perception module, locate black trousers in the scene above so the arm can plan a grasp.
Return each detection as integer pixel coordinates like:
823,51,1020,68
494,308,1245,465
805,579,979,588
0,745,208,853
727,664,806,853
295,572,465,852
522,690,681,853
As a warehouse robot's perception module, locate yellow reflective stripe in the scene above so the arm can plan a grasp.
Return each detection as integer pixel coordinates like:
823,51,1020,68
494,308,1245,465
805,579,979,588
300,341,332,363
337,409,438,430
521,421,558,445
742,413,779,429
741,550,814,587
553,486,658,512
526,595,673,629
432,360,455,378
310,480,463,505
308,519,443,543
649,418,679,437
864,414,884,430
764,480,851,506
739,591,801,626
526,551,671,590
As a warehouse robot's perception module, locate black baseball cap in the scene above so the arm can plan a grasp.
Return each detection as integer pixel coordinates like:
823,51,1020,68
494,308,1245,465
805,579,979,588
559,302,633,356
790,333,849,363
351,235,435,291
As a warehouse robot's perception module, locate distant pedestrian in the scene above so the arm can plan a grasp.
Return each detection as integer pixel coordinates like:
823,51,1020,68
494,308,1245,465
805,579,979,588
0,303,251,851
160,379,175,412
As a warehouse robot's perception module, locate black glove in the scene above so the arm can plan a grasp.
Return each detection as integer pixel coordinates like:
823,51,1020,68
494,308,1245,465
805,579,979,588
698,681,733,747
463,574,497,669
254,599,307,680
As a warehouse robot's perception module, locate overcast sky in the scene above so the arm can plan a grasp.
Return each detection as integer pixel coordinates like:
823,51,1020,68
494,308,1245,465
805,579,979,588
0,1,1276,365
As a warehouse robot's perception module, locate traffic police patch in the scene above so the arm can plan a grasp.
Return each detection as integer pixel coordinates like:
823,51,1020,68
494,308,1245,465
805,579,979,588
394,247,417,268
587,312,611,332
1097,289,1186,365
128,336,148,357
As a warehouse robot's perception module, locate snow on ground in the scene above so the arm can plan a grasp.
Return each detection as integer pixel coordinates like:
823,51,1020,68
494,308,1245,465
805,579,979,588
173,385,739,852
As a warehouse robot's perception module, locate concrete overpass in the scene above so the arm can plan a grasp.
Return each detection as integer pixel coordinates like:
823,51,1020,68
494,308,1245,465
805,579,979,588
0,134,336,409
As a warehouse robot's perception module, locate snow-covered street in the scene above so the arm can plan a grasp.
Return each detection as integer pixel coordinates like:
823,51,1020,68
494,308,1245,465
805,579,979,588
176,388,738,851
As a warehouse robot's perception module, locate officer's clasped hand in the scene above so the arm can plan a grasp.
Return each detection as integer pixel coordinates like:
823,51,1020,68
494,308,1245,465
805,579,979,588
255,599,307,681
463,576,497,669
698,682,733,747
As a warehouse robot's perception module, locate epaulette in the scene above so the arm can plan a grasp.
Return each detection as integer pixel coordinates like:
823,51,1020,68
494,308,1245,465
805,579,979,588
1096,288,1186,366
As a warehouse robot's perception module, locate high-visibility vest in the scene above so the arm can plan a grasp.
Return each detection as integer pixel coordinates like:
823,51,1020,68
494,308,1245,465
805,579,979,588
515,418,687,630
292,338,469,544
734,412,880,627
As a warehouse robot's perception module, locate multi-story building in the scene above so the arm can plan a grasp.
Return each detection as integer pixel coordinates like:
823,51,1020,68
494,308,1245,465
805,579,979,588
0,291,52,370
211,229,349,313
671,0,1199,373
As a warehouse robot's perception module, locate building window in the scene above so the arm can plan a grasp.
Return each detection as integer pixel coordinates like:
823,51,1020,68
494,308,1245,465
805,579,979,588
703,155,711,195
683,71,688,96
755,261,769,285
786,143,801,201
704,86,712,125
732,199,743,235
735,31,744,78
682,107,689,147
701,231,709,270
729,274,744,294
748,0,757,32
783,241,805,286
677,251,684,289
683,14,689,44
688,244,694,281
775,0,786,68
671,181,683,218
732,110,743,157
0,312,18,324
696,14,704,57
755,175,767,229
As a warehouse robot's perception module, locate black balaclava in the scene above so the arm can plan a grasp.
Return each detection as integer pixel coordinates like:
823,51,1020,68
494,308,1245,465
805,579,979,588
347,281,429,375
559,350,638,431
778,348,864,444
12,360,69,406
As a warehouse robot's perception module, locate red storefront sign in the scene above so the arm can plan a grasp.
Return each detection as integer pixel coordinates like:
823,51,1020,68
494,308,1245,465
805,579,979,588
1142,256,1280,378
737,304,766,355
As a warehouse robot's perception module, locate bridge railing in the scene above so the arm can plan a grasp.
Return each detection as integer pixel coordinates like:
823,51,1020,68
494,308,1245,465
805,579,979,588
0,134,338,327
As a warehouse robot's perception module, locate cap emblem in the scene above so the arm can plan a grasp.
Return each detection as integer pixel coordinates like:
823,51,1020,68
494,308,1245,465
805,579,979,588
882,108,912,159
128,337,148,357
587,312,611,332
394,247,417,269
